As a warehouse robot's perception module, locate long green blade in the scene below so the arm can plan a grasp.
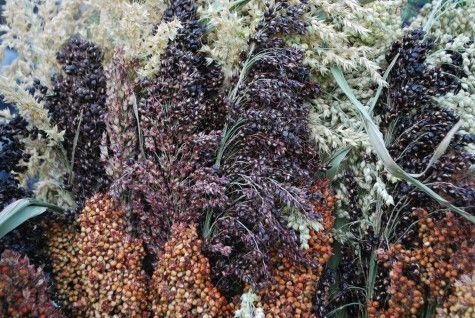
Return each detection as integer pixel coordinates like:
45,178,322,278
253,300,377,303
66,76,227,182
0,198,63,239
409,119,463,178
326,147,352,179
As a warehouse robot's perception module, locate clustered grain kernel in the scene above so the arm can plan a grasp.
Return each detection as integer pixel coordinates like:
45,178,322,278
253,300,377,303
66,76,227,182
0,249,62,318
150,223,234,318
370,209,474,317
367,260,424,318
47,222,80,313
256,180,335,318
48,194,150,317
437,274,475,318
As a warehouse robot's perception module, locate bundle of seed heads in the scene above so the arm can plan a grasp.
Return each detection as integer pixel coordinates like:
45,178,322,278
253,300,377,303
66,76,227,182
3,1,475,317
327,27,475,316
111,0,329,302
48,194,150,317
206,0,323,296
371,31,475,316
116,0,228,256
381,30,474,220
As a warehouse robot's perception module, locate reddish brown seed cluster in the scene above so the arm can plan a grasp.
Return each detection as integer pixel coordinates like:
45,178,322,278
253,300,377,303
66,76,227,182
367,260,424,318
0,249,62,318
48,194,150,317
437,274,475,317
47,223,81,312
150,222,234,317
256,180,335,318
370,209,474,317
309,179,336,268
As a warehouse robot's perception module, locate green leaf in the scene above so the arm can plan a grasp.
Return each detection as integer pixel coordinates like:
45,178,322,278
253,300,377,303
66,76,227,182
422,300,437,318
215,119,246,167
0,199,63,239
368,53,399,113
366,251,378,300
202,209,216,239
230,0,252,11
69,109,84,185
328,302,362,318
325,147,351,179
331,66,475,224
228,47,274,105
409,119,463,177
